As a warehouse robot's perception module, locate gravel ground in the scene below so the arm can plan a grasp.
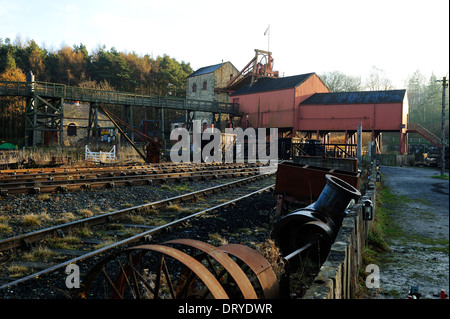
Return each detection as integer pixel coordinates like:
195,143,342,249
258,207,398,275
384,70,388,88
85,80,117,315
0,175,280,299
0,178,240,239
374,165,449,299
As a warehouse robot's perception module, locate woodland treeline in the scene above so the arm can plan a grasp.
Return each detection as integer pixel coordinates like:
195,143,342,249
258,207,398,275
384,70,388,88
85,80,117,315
0,37,448,148
0,37,192,96
0,37,193,145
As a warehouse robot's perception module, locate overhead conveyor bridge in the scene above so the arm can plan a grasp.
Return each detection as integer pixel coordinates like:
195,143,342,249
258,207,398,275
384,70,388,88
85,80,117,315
0,80,240,114
0,78,240,147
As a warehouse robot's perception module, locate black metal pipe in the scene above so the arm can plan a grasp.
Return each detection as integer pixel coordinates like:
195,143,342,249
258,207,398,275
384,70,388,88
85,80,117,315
307,174,361,222
272,174,361,268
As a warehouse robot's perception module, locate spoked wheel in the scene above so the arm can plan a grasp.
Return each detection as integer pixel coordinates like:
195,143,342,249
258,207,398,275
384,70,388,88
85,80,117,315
79,243,228,299
78,239,279,299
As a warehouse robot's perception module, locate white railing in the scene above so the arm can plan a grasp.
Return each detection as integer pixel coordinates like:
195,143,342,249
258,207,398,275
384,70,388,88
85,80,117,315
85,145,116,163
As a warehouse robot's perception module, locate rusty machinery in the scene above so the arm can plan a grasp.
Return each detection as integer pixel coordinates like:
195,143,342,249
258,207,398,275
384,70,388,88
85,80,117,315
78,174,360,299
217,49,279,94
272,174,361,266
143,137,162,163
274,161,360,215
97,104,161,163
78,239,279,299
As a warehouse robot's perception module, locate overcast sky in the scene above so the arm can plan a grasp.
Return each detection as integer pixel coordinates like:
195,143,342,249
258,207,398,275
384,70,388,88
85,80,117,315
1,0,449,88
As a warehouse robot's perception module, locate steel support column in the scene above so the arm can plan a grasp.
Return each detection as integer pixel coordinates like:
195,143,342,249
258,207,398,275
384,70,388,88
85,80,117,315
25,94,64,147
124,105,134,143
87,102,99,147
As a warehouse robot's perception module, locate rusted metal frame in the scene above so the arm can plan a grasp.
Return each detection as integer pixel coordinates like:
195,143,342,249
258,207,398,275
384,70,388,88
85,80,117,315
154,254,164,299
163,239,258,299
225,57,257,89
175,266,198,299
127,253,159,299
109,250,150,299
132,244,230,299
102,265,124,299
97,104,147,162
219,244,279,299
117,259,137,299
127,252,142,299
162,255,177,299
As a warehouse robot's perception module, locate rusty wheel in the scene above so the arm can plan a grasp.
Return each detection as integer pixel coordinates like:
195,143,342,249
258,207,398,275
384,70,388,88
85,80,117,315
78,239,280,299
219,244,280,299
78,244,229,299
163,239,258,299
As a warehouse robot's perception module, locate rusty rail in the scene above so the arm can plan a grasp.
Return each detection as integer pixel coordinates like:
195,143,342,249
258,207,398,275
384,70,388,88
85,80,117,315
0,173,273,252
0,179,275,294
0,165,263,195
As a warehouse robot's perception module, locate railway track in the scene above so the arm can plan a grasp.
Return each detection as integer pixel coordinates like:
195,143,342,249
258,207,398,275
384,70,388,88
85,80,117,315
0,162,246,177
0,162,265,195
0,170,277,298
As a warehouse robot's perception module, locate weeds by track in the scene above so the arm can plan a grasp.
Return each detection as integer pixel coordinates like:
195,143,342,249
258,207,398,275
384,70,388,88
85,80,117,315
0,170,276,295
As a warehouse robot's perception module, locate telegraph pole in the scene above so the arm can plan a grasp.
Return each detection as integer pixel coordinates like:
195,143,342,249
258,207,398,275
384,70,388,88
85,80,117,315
437,77,448,176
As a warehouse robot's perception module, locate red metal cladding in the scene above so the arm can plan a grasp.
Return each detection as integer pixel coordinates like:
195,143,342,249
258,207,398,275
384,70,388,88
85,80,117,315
296,102,407,132
235,74,329,129
274,161,360,206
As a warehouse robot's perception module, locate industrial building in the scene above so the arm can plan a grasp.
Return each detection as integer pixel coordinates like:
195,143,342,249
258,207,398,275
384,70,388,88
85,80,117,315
186,61,239,127
188,49,412,155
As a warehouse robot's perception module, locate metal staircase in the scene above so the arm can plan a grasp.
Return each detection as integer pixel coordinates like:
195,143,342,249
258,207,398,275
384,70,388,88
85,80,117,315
407,123,448,148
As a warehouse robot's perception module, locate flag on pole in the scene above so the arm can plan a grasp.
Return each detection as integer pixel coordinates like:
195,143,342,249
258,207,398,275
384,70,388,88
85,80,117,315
264,25,270,35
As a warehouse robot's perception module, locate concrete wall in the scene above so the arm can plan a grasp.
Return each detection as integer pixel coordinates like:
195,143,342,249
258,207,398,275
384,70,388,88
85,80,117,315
302,163,376,299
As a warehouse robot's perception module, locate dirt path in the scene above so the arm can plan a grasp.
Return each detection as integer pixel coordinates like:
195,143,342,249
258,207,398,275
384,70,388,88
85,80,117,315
376,165,449,299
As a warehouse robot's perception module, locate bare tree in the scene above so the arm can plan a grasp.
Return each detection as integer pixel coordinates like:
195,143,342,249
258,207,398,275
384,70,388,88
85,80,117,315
365,66,394,91
320,71,362,92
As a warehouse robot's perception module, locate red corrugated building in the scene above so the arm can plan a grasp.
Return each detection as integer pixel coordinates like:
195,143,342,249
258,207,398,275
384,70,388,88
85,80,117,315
299,90,409,153
231,73,409,154
231,73,329,131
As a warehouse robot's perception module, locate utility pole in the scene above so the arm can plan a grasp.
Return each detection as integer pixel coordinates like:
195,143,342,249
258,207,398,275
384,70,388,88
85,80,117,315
437,77,448,176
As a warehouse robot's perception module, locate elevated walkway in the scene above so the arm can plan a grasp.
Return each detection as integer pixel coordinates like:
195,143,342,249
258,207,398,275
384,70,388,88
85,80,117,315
0,80,240,115
1,80,240,147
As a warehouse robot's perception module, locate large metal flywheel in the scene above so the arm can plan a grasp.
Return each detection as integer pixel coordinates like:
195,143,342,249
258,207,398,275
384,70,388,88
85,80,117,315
78,239,279,299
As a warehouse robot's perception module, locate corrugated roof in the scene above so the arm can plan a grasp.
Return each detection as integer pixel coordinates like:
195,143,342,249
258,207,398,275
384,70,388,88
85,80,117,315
300,90,407,105
187,62,226,78
231,73,315,96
